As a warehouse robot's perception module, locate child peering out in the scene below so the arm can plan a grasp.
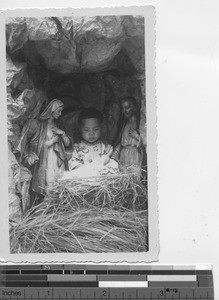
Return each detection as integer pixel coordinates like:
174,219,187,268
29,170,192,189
61,107,118,180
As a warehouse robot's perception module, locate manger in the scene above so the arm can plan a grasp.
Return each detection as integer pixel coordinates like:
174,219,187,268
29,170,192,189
10,169,148,253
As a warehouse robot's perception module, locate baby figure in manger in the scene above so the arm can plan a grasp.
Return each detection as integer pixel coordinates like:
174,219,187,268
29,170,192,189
61,107,118,180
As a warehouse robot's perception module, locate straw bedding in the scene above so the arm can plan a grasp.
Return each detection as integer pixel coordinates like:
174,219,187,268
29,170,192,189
10,172,148,253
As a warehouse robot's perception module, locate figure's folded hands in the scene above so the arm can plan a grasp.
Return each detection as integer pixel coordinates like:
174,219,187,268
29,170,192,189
129,128,139,139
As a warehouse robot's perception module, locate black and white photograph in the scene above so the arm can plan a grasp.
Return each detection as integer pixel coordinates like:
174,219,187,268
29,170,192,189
1,6,158,262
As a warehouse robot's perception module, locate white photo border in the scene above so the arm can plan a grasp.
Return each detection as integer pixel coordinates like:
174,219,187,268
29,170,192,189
0,5,158,263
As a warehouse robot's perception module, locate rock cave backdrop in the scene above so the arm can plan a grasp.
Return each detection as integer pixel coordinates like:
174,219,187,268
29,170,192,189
6,15,146,148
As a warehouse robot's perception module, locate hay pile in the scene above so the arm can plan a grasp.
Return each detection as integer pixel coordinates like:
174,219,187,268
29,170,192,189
48,172,147,211
10,172,148,253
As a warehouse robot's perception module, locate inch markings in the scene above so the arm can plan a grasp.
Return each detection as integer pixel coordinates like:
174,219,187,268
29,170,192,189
0,265,214,299
0,287,214,299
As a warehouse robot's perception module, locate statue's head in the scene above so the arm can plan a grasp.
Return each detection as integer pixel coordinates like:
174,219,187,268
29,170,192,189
52,104,64,120
40,99,64,120
121,97,138,120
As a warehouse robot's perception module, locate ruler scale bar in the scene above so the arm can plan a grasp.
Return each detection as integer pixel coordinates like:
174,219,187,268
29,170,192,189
0,268,211,273
151,270,197,275
41,270,63,274
1,282,99,287
47,275,97,281
86,270,108,274
0,287,214,299
0,265,214,299
21,270,41,274
64,265,86,270
64,270,85,274
148,281,199,287
99,281,148,287
98,275,147,281
0,275,48,281
148,275,197,281
198,276,214,287
0,270,20,274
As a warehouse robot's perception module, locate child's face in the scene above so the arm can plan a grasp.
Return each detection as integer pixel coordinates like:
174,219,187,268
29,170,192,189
81,118,101,144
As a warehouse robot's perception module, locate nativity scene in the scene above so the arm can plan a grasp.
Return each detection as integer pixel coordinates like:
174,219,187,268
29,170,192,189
7,13,149,254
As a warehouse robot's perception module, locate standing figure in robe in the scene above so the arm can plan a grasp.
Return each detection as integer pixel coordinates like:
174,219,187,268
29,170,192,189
112,97,143,174
17,99,70,206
